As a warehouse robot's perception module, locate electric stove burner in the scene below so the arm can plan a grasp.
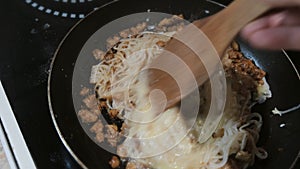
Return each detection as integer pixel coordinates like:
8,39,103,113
0,0,299,168
24,0,111,19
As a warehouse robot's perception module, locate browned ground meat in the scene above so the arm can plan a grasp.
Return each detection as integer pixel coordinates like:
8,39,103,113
92,49,105,60
131,22,147,35
83,95,98,109
225,48,266,85
156,40,166,47
116,144,128,158
98,99,109,109
79,87,90,96
126,162,137,169
119,29,130,38
109,156,120,168
90,106,101,116
107,36,121,48
90,120,104,134
109,109,119,119
78,109,98,123
78,16,267,168
223,45,266,105
212,128,225,138
105,124,119,147
95,132,105,143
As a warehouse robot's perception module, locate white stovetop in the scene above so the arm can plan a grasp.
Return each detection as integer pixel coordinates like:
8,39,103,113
0,81,36,169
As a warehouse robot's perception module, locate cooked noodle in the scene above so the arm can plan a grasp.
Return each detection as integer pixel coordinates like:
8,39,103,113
90,30,270,169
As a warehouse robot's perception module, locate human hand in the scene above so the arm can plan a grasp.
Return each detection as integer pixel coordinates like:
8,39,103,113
240,0,300,50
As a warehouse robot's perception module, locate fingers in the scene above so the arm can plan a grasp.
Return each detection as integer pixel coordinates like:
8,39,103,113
242,8,300,35
243,26,300,50
241,8,300,50
263,0,300,8
270,8,300,26
241,16,271,38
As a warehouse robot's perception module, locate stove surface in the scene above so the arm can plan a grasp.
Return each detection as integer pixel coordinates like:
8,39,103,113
0,0,299,169
0,0,111,168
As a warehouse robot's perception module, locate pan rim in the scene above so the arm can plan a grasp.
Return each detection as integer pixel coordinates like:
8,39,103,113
47,1,120,168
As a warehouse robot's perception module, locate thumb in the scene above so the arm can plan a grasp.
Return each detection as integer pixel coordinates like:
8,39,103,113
245,26,300,50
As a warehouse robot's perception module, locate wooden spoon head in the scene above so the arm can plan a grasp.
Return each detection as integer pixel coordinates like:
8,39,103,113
147,18,222,110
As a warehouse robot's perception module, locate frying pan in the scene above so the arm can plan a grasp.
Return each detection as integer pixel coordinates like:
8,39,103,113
48,0,300,168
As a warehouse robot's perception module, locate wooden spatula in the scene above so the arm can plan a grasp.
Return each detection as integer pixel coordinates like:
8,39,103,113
148,0,272,109
146,0,272,142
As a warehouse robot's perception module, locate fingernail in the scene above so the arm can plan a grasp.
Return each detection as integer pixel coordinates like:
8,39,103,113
269,12,285,27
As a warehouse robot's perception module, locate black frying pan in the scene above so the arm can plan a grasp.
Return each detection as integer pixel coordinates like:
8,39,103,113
48,0,300,168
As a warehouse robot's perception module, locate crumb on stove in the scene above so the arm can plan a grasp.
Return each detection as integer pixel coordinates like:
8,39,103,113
277,147,284,152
